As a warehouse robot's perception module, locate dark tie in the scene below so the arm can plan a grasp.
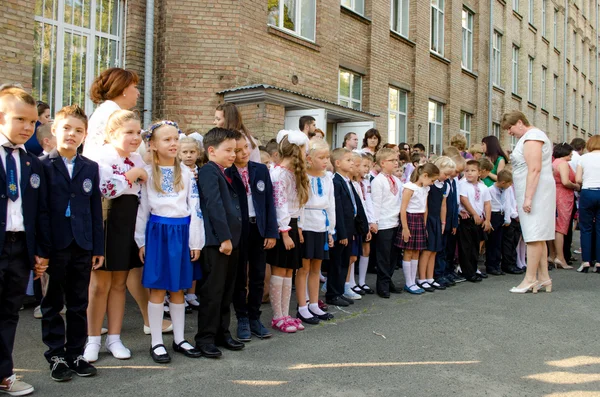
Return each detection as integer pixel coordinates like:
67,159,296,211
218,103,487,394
4,147,18,201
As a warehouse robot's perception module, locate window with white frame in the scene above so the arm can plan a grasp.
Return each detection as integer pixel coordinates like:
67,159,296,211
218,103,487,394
542,0,547,37
338,70,362,110
528,0,534,24
428,101,443,155
553,9,558,47
462,8,473,71
553,74,558,115
512,45,519,94
513,0,519,12
492,31,502,86
527,56,534,102
492,122,501,138
391,0,409,37
341,0,364,15
267,0,316,42
460,112,472,146
430,0,445,55
541,66,547,109
388,87,408,144
33,0,124,115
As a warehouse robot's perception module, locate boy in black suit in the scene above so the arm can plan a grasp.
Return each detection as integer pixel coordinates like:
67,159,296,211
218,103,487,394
195,128,244,358
40,105,103,381
226,137,278,342
326,148,368,307
0,87,51,396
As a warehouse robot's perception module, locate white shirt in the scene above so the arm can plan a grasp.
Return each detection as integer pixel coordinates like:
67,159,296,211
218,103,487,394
403,182,429,213
459,179,491,218
506,185,519,219
0,134,25,232
579,152,600,189
569,150,581,172
271,165,302,232
359,178,375,223
83,100,121,158
454,176,461,205
237,166,256,217
371,173,402,230
488,184,511,224
298,174,336,233
135,165,203,250
95,144,145,198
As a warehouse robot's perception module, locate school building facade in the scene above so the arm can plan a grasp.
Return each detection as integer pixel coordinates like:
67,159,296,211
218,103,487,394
1,0,598,152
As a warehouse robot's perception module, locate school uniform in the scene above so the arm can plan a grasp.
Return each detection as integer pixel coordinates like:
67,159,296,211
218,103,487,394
195,161,242,348
298,174,336,260
486,184,511,274
0,137,51,381
326,173,367,301
501,186,523,273
434,178,459,280
39,150,103,363
226,161,278,321
395,182,429,251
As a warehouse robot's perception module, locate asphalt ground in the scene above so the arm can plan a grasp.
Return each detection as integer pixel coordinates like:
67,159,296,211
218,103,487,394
11,251,600,397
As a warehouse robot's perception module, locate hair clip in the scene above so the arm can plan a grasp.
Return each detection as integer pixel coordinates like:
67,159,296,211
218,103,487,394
144,120,183,140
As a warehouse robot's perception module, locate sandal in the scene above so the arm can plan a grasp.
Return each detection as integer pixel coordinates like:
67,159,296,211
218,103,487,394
286,315,304,331
271,317,297,333
351,285,366,296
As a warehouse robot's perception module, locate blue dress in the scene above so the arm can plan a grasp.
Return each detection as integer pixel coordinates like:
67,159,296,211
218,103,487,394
426,181,446,252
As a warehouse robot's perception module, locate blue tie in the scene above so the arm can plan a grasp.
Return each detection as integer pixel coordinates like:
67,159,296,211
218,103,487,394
4,147,18,202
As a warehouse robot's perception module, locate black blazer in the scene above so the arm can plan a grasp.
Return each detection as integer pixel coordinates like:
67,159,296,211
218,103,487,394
41,150,104,255
198,161,242,248
225,161,278,240
0,148,51,267
332,173,368,241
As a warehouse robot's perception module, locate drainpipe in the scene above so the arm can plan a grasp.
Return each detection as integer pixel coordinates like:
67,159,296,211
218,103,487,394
563,0,568,142
143,0,154,127
596,0,598,134
488,0,493,136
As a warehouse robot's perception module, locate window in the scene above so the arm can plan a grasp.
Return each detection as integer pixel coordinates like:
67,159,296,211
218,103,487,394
338,70,362,110
573,89,577,125
267,0,316,42
541,66,547,109
513,0,519,12
528,0,534,24
391,0,409,37
553,9,558,47
553,74,558,115
512,45,519,94
492,31,502,86
527,56,534,102
388,87,408,144
542,0,547,36
460,112,472,146
462,8,473,71
341,0,364,15
492,122,501,138
428,101,443,155
431,0,445,55
33,0,124,115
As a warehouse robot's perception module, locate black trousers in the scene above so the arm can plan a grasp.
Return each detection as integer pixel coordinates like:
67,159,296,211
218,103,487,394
326,239,351,300
563,196,576,260
485,212,505,272
457,219,479,278
502,219,522,271
195,246,239,346
375,227,398,294
0,232,30,379
41,242,92,362
233,222,266,321
443,231,458,277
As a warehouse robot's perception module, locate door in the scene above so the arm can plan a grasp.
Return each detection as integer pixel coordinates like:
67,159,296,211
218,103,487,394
284,109,327,134
335,121,375,149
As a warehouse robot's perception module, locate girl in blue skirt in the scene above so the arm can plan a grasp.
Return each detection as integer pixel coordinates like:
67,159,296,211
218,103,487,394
135,120,203,364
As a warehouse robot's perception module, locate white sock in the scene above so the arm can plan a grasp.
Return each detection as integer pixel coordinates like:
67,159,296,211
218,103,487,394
305,273,309,301
426,278,434,284
348,263,356,287
409,284,421,292
402,261,412,287
417,279,425,285
309,303,326,316
281,277,293,317
269,275,284,319
358,256,369,286
148,302,166,355
87,335,101,345
410,260,419,287
106,334,121,346
185,293,197,301
298,305,312,318
169,302,186,347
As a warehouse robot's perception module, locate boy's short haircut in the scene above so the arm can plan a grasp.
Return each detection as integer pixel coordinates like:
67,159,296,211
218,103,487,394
442,146,460,157
497,169,513,183
479,157,493,171
203,127,242,150
375,147,397,166
54,104,88,130
36,122,53,146
0,86,36,108
351,151,362,161
362,152,374,162
265,138,279,155
466,159,481,170
410,153,421,164
330,147,351,168
260,150,271,161
451,155,466,169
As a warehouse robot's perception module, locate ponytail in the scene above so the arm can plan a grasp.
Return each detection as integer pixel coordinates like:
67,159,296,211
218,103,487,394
410,162,440,183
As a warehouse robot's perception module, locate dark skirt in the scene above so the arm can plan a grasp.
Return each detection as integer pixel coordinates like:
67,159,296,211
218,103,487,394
102,195,143,271
301,231,329,260
395,212,427,251
350,234,363,257
426,216,443,252
267,218,301,270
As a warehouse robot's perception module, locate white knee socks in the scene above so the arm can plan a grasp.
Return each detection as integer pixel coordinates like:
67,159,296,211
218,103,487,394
148,302,166,355
348,262,356,287
411,260,419,286
358,256,369,286
169,302,185,346
269,275,283,319
402,261,412,286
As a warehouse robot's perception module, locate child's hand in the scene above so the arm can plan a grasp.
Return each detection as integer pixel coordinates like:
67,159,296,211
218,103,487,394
369,223,378,234
451,227,457,235
282,233,295,250
365,231,372,242
190,250,200,261
474,215,483,225
219,240,233,255
136,168,148,182
402,228,411,243
33,256,48,279
328,235,334,247
298,228,304,244
339,238,348,246
459,210,469,220
503,222,511,227
92,255,104,270
139,247,145,263
483,221,492,233
264,238,276,250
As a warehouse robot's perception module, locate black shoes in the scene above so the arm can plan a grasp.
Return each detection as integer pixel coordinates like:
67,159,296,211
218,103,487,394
340,295,355,305
216,336,245,351
172,340,202,358
297,311,320,325
309,308,334,321
487,269,503,276
377,292,390,299
503,266,524,274
197,343,222,358
389,284,403,294
50,357,73,382
466,275,482,283
68,356,97,377
326,296,350,307
359,284,375,294
150,344,171,364
417,282,435,292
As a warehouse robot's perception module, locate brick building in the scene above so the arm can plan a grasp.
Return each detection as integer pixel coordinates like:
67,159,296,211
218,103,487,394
1,0,598,152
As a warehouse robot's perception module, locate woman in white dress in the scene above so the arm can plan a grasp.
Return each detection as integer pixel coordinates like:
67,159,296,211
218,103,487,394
502,111,556,293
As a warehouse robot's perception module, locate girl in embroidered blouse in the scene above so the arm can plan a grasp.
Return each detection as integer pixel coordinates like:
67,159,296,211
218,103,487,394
296,139,335,324
267,132,310,333
84,110,148,362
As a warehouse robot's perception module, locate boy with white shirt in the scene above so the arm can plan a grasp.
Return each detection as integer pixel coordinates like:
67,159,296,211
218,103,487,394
485,170,513,275
458,160,491,282
371,148,403,297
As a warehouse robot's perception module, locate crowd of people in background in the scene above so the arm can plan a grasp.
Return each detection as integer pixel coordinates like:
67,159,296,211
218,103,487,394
0,67,597,396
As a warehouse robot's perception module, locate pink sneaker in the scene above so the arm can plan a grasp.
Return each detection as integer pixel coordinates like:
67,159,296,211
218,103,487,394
271,317,297,333
286,316,304,331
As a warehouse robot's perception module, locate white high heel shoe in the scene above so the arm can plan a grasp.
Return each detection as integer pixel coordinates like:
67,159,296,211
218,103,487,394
509,280,539,294
143,323,174,335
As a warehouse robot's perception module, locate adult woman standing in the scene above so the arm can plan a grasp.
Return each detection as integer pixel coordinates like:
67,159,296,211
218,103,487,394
360,128,382,155
549,143,580,269
481,135,508,187
575,136,600,272
501,111,556,293
214,102,261,163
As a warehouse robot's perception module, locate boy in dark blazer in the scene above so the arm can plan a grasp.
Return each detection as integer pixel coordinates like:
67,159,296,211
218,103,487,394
226,137,278,342
0,87,51,396
195,128,244,358
40,105,103,381
326,148,368,307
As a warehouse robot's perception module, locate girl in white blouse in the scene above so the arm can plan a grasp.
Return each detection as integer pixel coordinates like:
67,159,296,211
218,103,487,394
135,121,203,363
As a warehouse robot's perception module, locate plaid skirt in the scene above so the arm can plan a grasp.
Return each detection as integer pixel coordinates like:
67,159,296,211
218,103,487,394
395,212,427,251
